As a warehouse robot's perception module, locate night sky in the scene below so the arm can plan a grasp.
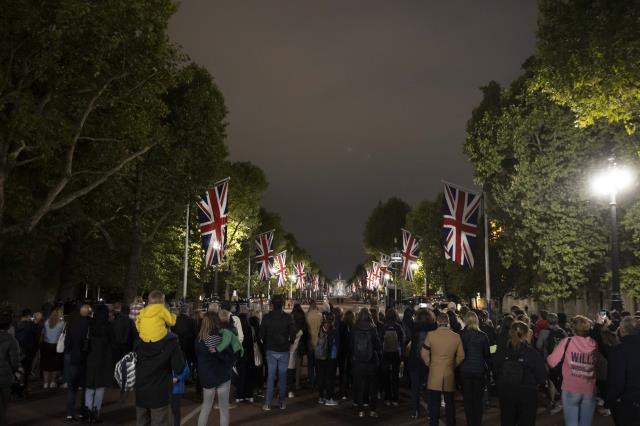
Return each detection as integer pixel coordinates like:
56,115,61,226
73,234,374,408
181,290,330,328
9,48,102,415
169,1,537,278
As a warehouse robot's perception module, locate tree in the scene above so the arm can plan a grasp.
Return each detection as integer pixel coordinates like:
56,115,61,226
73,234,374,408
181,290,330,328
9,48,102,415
534,0,640,132
363,197,410,256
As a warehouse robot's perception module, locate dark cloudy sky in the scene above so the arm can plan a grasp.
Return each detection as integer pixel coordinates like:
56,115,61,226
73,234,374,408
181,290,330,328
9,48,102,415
169,1,537,278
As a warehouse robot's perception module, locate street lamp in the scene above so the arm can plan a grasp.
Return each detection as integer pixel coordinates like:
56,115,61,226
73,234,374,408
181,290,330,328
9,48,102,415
591,158,634,311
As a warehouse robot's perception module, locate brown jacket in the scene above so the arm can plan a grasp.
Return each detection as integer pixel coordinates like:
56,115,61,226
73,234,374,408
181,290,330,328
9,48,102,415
306,308,323,348
421,327,465,392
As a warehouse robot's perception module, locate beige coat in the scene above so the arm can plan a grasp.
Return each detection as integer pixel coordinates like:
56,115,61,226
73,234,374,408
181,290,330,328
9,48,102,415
306,308,323,348
420,327,465,392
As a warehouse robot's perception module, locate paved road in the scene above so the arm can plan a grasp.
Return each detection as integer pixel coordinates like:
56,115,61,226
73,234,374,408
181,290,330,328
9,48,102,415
8,380,615,425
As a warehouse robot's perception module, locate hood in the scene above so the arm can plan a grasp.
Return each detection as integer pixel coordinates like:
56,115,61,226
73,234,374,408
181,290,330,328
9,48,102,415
570,335,597,353
138,304,166,320
355,320,373,331
137,333,177,357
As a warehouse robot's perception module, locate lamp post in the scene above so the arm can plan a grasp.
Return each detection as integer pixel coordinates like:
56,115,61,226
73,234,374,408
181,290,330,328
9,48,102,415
591,158,634,311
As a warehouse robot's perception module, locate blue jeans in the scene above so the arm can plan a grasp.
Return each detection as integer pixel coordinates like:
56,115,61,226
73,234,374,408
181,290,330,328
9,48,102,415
562,390,596,426
265,351,289,405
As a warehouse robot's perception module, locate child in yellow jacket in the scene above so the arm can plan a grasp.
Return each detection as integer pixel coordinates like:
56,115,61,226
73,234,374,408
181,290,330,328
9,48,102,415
135,290,176,342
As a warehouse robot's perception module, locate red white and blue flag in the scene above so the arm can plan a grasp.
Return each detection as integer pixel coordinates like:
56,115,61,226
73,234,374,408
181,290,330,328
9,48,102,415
380,253,390,283
197,178,229,267
372,261,381,288
401,229,419,281
295,263,305,289
275,251,287,287
443,182,482,267
366,269,374,289
313,274,319,291
255,230,275,281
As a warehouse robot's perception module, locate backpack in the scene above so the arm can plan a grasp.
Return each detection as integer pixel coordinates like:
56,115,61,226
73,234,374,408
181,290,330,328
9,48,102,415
382,325,399,353
114,352,137,395
499,348,525,387
315,331,329,361
545,328,567,357
352,328,373,363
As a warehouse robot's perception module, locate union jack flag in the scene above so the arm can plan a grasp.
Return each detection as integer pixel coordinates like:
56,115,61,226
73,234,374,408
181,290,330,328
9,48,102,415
313,274,319,291
366,269,374,289
255,230,275,281
294,263,305,289
274,251,287,287
401,229,419,281
380,253,390,283
443,182,482,267
372,261,381,288
197,178,229,267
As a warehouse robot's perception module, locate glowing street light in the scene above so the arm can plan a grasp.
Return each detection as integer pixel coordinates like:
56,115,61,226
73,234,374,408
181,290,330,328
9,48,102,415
591,158,635,311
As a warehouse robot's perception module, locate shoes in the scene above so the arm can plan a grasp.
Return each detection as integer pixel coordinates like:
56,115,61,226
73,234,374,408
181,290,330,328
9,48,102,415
384,401,391,406
50,382,57,389
288,391,294,398
598,407,611,416
64,416,77,424
43,383,49,389
550,404,563,415
369,411,379,418
248,397,254,403
391,401,399,406
363,403,369,407
236,398,245,403
280,401,286,410
262,404,271,411
410,412,419,419
318,398,326,405
358,411,365,418
325,399,338,406
60,383,68,389
341,396,347,400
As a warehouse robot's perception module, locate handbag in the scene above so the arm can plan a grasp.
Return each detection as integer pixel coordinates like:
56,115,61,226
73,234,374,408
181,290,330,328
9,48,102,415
56,326,66,353
252,328,262,367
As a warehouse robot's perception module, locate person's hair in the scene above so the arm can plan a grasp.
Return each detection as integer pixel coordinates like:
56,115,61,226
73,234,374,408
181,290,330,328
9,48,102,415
620,316,640,337
133,295,144,304
79,304,92,317
308,300,317,310
357,308,372,324
21,308,32,318
271,295,283,310
378,312,385,324
557,312,567,325
0,310,12,330
509,320,531,349
547,313,559,326
219,309,231,323
539,310,548,321
91,304,110,336
198,312,220,341
460,305,470,316
510,305,521,314
343,310,355,328
47,308,62,328
464,311,480,331
120,304,130,316
436,312,449,327
570,315,592,337
332,307,343,320
148,290,164,304
221,300,231,311
385,308,399,323
516,313,530,326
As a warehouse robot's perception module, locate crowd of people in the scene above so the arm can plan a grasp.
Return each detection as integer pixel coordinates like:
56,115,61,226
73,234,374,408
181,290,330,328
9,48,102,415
1,293,639,426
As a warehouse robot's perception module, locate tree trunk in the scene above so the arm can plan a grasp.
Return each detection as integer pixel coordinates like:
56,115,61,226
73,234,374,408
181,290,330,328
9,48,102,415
123,164,144,303
57,227,81,300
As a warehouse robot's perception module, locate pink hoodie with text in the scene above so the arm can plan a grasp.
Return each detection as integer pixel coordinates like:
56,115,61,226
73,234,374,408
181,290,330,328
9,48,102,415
547,336,597,396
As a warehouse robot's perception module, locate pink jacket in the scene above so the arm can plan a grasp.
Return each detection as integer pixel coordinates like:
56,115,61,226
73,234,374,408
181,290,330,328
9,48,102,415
547,336,597,396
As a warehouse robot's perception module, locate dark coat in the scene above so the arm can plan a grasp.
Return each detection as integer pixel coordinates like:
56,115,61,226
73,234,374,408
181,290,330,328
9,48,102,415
135,334,185,409
495,343,547,391
459,328,491,377
379,320,405,355
0,331,20,387
173,314,197,361
111,312,135,362
64,316,90,366
85,320,114,389
259,309,296,353
195,339,234,389
608,334,640,404
351,320,381,374
408,322,436,370
14,320,39,357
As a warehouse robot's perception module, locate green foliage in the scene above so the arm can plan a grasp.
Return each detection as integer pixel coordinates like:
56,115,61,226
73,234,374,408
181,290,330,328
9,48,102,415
363,197,410,256
533,0,640,132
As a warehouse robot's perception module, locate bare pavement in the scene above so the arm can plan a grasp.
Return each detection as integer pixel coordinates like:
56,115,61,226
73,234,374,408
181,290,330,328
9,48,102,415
8,381,615,426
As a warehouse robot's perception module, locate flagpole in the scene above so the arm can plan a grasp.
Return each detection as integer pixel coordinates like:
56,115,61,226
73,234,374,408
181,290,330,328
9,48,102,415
182,203,190,300
247,238,252,303
483,192,492,317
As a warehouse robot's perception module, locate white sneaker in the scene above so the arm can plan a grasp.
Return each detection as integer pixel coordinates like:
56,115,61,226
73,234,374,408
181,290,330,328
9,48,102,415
325,399,338,406
43,383,49,389
550,404,563,415
49,382,57,389
288,392,294,398
60,383,68,389
248,398,254,403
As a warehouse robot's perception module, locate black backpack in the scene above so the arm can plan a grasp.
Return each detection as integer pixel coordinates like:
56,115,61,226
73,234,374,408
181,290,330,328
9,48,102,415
382,325,399,353
499,348,525,387
315,331,329,361
352,328,373,362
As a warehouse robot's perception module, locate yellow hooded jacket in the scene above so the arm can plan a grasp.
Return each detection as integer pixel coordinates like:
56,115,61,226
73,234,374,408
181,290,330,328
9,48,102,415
136,304,176,343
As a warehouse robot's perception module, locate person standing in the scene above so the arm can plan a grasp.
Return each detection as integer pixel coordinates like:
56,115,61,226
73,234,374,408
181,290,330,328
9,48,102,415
608,316,640,425
338,309,354,400
84,305,114,423
0,310,20,426
351,308,382,418
171,362,190,426
172,306,197,386
111,304,136,365
64,304,91,423
316,313,339,406
459,311,491,426
380,308,404,406
547,315,597,426
129,296,145,322
259,295,296,410
421,312,465,426
497,320,547,426
14,309,39,397
408,309,436,419
306,301,323,388
40,308,65,389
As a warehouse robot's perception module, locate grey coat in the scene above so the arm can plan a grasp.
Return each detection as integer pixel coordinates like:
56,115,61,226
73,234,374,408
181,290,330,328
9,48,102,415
0,331,20,387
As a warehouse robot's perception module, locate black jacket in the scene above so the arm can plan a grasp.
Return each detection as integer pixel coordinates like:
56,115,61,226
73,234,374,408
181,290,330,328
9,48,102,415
259,309,295,353
65,316,90,366
111,312,136,350
135,334,185,409
408,322,435,370
85,319,114,389
496,343,547,391
173,314,197,360
460,328,491,377
608,334,640,404
195,339,234,389
351,320,381,373
14,320,39,357
0,331,20,387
